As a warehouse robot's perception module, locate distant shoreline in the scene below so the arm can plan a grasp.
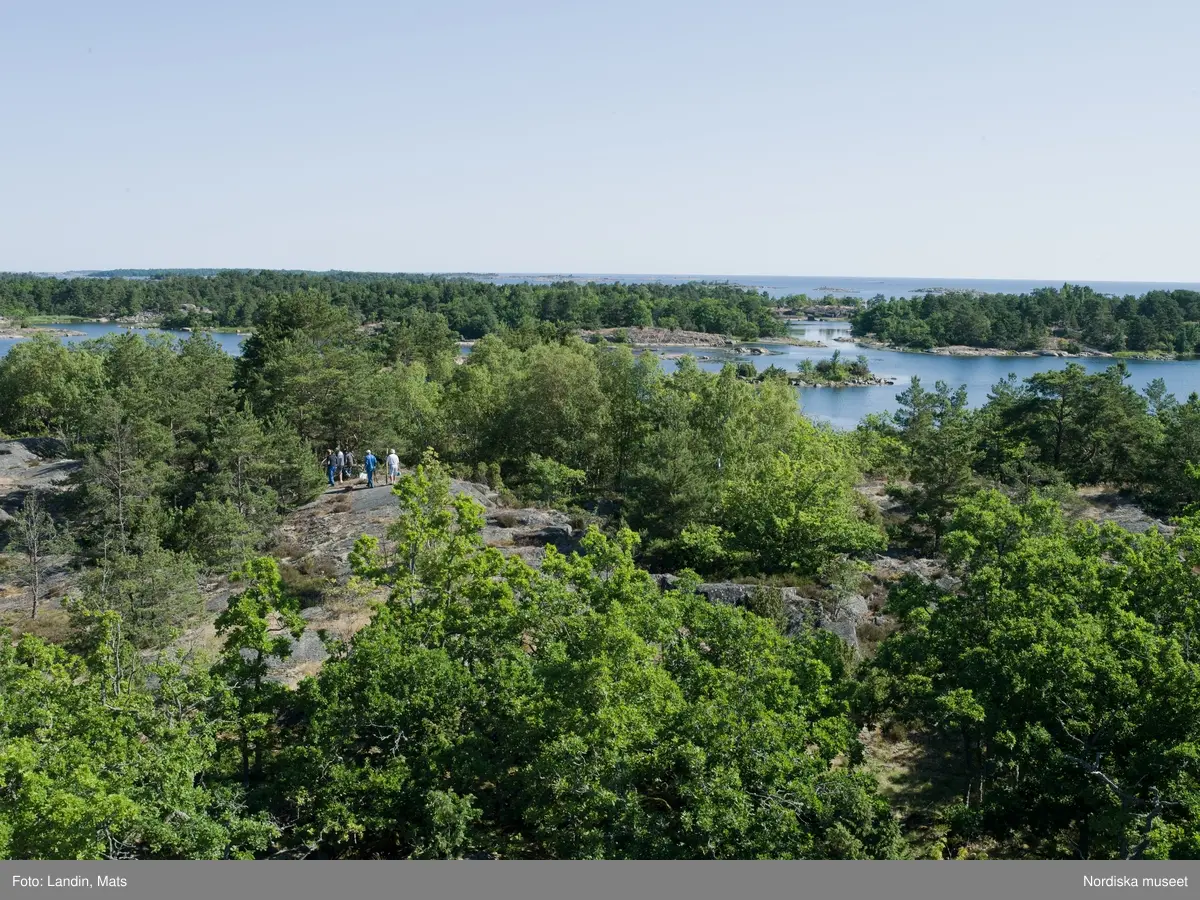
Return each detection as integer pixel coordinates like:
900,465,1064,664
0,317,251,340
842,335,1195,362
0,325,85,340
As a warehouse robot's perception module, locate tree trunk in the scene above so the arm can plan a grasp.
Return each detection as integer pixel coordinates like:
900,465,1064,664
29,558,39,619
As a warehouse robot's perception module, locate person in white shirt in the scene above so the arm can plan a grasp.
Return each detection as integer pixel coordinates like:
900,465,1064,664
386,449,400,485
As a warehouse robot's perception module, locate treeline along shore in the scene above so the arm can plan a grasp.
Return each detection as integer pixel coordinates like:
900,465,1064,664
851,283,1200,358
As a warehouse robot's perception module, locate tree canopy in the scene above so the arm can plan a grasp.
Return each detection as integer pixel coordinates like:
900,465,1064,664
851,285,1200,355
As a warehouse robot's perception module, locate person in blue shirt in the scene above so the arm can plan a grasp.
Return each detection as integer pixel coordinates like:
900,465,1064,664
363,450,377,489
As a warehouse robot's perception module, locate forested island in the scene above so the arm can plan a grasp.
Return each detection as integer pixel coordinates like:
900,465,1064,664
3,283,1200,861
0,271,789,340
850,284,1200,357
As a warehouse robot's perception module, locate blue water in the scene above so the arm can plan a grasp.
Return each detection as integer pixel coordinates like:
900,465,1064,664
0,323,247,359
650,322,1200,431
479,273,1200,301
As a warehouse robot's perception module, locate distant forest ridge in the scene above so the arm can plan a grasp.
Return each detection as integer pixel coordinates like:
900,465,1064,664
34,269,487,280
0,270,790,339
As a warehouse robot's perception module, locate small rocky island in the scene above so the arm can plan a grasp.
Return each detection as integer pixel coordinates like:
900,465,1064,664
738,349,896,388
0,317,85,340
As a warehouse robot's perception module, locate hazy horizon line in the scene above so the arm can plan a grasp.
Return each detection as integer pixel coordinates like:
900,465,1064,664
8,268,1200,286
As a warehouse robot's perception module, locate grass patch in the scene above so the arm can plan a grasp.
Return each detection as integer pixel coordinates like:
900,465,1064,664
270,538,308,560
860,727,974,858
279,556,338,608
492,511,524,529
0,607,73,644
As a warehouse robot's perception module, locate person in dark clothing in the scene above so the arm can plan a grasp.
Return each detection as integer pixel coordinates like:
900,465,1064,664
363,450,377,489
323,449,337,487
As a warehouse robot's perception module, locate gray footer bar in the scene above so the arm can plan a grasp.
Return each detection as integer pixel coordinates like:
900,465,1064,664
2,860,1197,900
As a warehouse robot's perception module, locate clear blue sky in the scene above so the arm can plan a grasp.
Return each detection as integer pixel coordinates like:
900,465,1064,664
1,0,1197,279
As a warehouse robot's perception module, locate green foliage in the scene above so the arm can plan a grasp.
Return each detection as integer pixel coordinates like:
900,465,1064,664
520,454,586,506
276,471,904,859
181,498,259,569
851,413,909,479
12,278,1200,861
0,335,104,439
887,378,979,548
865,490,1200,859
745,584,789,634
715,427,886,576
71,546,202,650
0,630,275,859
882,363,1199,519
1142,393,1200,513
371,307,458,381
212,557,305,787
986,363,1151,487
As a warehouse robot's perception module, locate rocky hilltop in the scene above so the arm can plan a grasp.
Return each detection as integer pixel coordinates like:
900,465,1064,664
0,440,1174,685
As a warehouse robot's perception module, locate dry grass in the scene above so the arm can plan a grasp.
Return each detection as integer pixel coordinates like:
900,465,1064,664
173,618,221,659
492,511,524,529
0,606,73,644
270,537,308,560
279,560,336,608
857,618,900,656
276,658,326,687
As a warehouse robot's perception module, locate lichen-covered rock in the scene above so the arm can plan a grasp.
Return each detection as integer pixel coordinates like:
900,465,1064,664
691,582,863,654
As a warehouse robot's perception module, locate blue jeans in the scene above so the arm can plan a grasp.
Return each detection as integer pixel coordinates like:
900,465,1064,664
366,468,375,488
327,465,336,486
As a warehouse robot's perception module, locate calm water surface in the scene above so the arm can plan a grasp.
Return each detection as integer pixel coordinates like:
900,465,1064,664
651,322,1200,430
0,323,246,358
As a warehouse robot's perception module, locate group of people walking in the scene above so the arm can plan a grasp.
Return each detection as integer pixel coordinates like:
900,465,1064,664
323,447,401,490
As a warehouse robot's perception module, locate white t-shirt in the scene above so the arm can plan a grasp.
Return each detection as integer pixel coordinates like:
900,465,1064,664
386,453,400,471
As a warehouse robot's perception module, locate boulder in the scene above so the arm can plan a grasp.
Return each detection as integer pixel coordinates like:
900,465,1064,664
934,574,961,593
817,616,860,654
451,480,500,509
832,593,870,619
694,582,862,654
528,524,574,548
695,583,756,605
